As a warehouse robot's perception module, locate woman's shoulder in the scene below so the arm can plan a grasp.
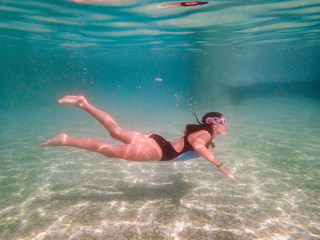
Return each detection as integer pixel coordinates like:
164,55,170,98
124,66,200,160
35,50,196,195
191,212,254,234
188,129,213,142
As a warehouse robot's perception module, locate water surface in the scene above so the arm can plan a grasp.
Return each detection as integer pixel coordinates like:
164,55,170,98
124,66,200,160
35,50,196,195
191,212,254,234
1,0,320,239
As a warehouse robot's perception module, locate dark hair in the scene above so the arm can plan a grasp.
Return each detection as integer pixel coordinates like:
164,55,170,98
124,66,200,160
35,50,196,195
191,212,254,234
184,112,223,136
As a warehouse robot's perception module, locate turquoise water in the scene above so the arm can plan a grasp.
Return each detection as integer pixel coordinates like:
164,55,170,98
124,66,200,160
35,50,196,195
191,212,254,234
1,1,320,239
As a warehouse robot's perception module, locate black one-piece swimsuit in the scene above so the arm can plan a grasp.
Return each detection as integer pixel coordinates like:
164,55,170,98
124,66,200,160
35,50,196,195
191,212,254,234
149,134,193,161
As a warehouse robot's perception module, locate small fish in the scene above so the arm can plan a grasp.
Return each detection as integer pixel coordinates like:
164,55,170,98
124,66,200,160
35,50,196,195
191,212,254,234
154,77,163,82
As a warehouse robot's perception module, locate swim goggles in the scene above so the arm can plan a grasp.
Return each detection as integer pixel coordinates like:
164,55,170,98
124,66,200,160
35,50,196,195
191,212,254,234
205,117,226,125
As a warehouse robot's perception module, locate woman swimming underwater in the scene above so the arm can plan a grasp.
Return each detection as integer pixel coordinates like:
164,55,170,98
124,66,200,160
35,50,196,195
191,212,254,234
41,95,236,182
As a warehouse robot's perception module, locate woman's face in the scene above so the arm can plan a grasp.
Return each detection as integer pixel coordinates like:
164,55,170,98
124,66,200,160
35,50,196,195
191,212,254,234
214,116,228,135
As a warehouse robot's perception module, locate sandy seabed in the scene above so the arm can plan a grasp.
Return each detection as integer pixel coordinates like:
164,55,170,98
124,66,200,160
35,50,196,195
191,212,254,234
0,97,319,240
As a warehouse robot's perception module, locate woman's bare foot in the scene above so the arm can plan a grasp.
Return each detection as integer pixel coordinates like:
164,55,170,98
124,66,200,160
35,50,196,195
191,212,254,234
41,133,69,147
58,95,87,108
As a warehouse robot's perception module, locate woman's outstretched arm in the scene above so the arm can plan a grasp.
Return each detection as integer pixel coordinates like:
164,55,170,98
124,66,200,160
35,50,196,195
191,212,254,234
195,146,236,182
190,132,236,182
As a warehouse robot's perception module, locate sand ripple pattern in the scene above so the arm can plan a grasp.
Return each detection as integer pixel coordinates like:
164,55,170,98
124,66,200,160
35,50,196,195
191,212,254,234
0,97,319,239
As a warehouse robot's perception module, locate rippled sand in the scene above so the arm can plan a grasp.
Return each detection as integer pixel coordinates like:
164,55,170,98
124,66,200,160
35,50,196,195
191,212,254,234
0,97,319,240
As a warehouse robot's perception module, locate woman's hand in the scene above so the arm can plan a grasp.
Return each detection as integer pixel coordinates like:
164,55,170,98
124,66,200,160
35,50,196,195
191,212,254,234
219,166,236,182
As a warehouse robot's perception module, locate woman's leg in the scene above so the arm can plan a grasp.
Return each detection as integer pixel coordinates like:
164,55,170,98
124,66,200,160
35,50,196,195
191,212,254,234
41,133,162,161
58,95,145,144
